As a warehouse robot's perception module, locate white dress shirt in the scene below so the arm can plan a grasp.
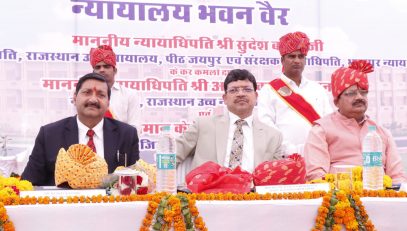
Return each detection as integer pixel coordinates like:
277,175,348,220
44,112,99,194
257,74,333,155
223,112,255,172
77,117,104,158
109,81,142,130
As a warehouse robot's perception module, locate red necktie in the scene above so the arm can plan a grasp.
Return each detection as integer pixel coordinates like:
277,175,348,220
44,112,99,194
86,129,96,153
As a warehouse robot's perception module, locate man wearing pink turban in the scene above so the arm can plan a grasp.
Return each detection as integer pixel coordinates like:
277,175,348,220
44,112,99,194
304,60,407,184
258,32,332,156
89,45,141,130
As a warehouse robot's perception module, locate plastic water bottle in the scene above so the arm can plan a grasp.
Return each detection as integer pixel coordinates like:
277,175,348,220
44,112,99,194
362,125,384,190
155,125,177,194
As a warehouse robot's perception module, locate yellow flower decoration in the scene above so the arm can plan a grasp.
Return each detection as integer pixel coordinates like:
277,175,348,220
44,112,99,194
383,175,392,188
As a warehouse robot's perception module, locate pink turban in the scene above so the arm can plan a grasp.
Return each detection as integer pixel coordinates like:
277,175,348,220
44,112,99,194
331,60,373,99
90,45,116,68
278,31,310,56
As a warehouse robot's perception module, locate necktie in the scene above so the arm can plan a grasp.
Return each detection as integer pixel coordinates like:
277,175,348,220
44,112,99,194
86,129,96,153
229,119,245,169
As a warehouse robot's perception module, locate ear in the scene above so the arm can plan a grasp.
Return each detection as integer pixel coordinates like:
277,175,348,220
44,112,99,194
72,93,77,105
114,67,118,74
333,98,339,107
222,93,227,102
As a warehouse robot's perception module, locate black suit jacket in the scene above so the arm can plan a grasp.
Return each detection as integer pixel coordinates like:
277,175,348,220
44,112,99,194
22,116,139,186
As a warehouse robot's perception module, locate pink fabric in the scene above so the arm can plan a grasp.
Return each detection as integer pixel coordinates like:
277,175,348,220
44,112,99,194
186,161,252,193
278,31,310,56
89,45,116,68
331,60,373,99
253,154,306,185
304,111,407,184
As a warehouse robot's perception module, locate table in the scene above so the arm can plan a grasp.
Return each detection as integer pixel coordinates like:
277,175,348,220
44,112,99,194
6,197,407,231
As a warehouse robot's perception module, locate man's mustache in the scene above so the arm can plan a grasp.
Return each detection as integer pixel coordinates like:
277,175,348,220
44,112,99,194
85,102,101,108
352,99,366,106
234,96,248,103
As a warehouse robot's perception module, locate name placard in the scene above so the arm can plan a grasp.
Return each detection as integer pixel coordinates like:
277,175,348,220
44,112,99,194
20,188,107,198
255,183,330,194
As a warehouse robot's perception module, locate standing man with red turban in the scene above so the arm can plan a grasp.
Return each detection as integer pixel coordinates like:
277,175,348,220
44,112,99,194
89,45,141,130
258,32,332,156
304,60,407,183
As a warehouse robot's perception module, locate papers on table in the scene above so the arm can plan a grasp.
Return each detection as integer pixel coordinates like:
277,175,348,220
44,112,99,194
20,187,106,198
255,183,330,194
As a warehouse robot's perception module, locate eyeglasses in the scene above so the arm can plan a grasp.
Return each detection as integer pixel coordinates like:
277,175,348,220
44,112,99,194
226,87,255,94
341,89,369,98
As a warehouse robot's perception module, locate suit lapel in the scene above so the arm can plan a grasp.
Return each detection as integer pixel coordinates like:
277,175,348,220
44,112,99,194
103,118,119,165
64,116,79,147
252,117,265,167
215,114,229,165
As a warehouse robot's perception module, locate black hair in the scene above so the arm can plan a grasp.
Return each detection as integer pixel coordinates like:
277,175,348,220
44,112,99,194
223,69,257,92
75,73,111,99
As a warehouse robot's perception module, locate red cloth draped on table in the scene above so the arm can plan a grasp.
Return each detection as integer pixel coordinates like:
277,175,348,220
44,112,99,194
186,161,252,193
253,154,306,185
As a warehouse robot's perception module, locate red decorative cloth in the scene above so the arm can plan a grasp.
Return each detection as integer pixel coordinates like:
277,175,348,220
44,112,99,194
90,45,116,68
253,154,306,185
278,31,310,56
186,161,252,193
331,60,373,99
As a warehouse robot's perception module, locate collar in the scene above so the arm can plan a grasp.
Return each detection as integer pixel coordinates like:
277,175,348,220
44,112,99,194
281,74,309,88
228,111,253,128
76,116,104,137
334,111,369,125
112,81,120,90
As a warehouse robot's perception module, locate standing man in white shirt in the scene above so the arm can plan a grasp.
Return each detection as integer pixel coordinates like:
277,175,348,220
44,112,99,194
90,45,141,130
258,31,332,156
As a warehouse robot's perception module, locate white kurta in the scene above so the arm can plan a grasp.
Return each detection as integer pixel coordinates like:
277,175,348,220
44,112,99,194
257,74,333,155
109,82,142,130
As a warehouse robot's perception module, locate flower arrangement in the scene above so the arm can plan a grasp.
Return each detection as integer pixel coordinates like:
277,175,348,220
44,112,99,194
308,166,392,193
0,175,33,231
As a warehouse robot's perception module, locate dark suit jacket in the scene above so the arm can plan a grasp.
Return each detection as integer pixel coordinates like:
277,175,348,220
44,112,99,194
22,116,139,186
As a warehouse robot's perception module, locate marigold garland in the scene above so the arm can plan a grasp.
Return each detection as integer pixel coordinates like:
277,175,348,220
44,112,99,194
0,186,406,230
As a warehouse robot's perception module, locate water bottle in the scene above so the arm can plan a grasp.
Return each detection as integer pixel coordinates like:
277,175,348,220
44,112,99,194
155,125,177,194
362,125,384,190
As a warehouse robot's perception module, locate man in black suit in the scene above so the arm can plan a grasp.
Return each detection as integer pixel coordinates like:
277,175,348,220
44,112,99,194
22,73,139,186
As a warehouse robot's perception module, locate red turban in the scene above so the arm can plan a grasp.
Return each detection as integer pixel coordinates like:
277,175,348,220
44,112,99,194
278,31,310,56
331,60,373,99
90,45,116,68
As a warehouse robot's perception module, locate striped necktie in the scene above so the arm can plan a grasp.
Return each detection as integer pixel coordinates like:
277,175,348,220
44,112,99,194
229,119,245,169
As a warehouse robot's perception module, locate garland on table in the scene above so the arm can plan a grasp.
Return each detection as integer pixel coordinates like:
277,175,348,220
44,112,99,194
1,187,407,231
140,194,207,231
0,202,14,231
313,190,376,231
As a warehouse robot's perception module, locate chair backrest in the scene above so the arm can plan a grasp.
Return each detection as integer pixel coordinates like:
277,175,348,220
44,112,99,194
176,155,193,186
